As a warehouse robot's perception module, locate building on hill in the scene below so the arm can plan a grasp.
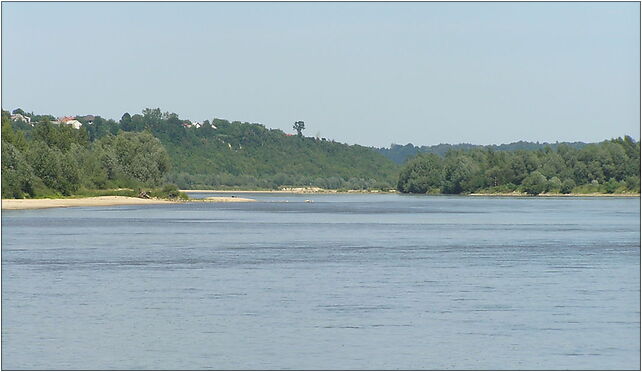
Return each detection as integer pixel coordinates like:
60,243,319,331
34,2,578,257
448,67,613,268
11,113,31,125
181,121,204,129
59,116,82,129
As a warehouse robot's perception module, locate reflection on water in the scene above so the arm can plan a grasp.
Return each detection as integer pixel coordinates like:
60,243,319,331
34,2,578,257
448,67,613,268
2,194,640,369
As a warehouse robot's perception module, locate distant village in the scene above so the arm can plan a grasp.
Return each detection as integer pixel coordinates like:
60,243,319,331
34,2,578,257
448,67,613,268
10,112,216,130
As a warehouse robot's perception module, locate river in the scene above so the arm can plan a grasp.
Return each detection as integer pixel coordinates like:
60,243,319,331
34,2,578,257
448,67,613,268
2,193,639,369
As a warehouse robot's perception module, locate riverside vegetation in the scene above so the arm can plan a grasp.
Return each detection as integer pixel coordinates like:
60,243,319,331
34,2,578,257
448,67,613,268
396,137,640,195
2,108,639,198
1,110,186,199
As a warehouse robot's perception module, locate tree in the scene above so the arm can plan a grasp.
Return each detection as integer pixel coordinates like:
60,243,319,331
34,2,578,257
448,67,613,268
120,112,133,131
441,154,479,194
2,112,28,151
95,131,170,185
1,141,35,198
521,171,548,195
547,176,562,193
26,142,80,195
560,178,576,194
293,121,305,136
397,153,443,193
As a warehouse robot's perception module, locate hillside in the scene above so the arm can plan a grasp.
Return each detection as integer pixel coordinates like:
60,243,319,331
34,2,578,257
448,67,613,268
159,119,399,189
7,108,400,190
377,141,589,164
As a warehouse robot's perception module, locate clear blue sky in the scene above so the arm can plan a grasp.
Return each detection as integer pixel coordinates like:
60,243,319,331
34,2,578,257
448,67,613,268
2,2,639,147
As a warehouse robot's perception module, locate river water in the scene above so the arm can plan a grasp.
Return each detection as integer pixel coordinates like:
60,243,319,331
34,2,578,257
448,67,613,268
2,193,640,370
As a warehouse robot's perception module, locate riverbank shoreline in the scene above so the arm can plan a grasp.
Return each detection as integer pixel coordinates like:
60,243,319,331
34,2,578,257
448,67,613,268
183,189,640,197
1,195,261,210
1,196,180,210
469,192,640,197
181,189,393,194
3,191,638,211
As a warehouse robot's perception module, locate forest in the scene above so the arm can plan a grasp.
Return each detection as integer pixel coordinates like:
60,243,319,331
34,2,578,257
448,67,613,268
2,108,399,195
377,141,589,164
396,137,640,195
2,108,640,197
2,111,172,198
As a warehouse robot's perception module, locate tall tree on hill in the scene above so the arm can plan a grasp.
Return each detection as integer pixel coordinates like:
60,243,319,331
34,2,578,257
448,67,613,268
293,121,305,137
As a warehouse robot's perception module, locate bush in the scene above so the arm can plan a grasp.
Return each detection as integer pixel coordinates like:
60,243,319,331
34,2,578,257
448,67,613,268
547,176,562,193
1,141,36,198
625,176,640,193
560,178,576,194
147,184,188,200
521,171,548,195
603,178,621,194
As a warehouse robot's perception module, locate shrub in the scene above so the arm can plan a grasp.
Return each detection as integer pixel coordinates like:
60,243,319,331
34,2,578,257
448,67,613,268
521,171,548,195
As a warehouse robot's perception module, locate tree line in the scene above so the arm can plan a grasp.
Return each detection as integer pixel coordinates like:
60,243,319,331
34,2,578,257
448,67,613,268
377,141,589,164
397,137,640,195
4,107,639,196
3,108,400,193
82,108,400,190
2,111,170,198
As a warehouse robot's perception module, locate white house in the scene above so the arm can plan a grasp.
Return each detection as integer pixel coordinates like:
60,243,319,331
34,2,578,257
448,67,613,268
11,114,31,125
61,118,82,129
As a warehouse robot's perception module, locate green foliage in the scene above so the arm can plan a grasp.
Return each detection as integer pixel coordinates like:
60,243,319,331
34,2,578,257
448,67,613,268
119,110,399,189
32,121,89,151
147,184,189,200
1,141,36,198
2,114,172,198
379,140,589,164
625,176,641,193
95,132,170,186
2,111,28,151
26,142,80,196
397,153,443,193
442,154,479,194
72,188,138,198
397,136,640,195
603,178,621,194
82,116,119,141
521,171,548,195
293,121,305,136
560,178,576,194
547,176,562,193
5,107,638,198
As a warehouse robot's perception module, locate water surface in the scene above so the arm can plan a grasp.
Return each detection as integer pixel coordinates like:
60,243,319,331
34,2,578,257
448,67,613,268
2,194,640,369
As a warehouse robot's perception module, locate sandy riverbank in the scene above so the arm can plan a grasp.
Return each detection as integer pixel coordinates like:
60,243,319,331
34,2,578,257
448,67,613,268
199,196,256,202
469,192,640,197
1,196,179,210
1,195,260,210
183,189,640,197
181,188,393,194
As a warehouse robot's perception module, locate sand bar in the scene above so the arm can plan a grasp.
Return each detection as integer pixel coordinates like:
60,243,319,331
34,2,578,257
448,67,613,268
181,188,394,194
199,197,256,202
2,196,178,210
182,189,323,194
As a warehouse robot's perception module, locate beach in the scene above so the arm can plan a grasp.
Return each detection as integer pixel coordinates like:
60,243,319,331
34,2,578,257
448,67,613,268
181,188,393,194
200,196,257,202
1,195,261,210
1,196,179,210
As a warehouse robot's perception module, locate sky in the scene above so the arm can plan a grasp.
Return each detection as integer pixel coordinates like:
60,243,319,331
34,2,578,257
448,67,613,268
2,2,640,147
